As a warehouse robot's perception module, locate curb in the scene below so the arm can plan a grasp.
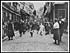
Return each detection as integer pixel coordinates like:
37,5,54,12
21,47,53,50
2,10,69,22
2,36,8,42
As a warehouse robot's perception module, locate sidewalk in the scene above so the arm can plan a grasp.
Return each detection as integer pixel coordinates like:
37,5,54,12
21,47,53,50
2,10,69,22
2,31,20,42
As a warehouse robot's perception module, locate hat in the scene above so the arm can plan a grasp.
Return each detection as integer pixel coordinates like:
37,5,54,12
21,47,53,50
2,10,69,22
61,18,65,21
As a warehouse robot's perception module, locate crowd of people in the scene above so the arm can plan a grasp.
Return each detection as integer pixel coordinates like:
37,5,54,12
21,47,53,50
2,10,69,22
2,16,65,45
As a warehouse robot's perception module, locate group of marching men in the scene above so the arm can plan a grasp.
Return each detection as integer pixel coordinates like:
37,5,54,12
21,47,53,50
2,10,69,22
2,17,65,45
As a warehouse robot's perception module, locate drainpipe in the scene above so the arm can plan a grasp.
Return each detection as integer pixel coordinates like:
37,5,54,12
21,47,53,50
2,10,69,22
53,5,55,23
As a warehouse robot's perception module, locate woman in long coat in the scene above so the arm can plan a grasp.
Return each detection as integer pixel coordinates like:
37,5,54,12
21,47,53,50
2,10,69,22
53,20,60,45
7,21,15,40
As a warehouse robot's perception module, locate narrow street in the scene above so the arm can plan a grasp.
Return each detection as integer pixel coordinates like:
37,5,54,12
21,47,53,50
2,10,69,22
1,1,69,52
2,31,68,51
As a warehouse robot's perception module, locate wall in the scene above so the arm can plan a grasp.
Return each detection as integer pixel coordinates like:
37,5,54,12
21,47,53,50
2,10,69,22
54,2,68,29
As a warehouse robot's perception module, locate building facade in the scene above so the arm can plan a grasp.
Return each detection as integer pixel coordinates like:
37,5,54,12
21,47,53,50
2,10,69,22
53,2,68,29
2,2,21,38
2,2,21,23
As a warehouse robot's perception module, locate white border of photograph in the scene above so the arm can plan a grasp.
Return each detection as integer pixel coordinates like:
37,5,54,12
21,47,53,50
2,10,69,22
1,1,69,52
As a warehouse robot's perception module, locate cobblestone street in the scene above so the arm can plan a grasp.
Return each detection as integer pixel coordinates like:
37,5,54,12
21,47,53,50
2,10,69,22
2,31,68,51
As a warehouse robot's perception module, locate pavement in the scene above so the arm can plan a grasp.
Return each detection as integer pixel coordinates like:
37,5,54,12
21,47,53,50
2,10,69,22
2,30,68,52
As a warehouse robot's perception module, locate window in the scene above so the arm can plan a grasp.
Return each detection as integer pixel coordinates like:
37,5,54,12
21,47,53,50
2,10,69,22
55,9,66,18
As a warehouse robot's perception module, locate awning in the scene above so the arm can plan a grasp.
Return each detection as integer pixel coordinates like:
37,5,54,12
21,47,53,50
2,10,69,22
2,5,21,16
